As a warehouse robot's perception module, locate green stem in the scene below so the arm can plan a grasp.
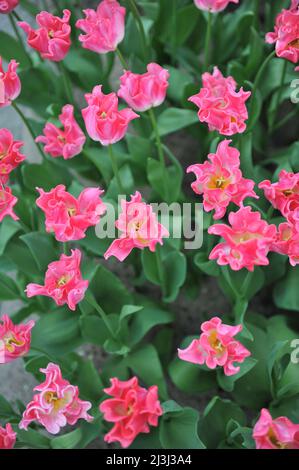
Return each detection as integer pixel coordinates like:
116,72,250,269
108,144,125,194
204,10,212,71
267,205,275,221
85,291,117,340
247,50,276,129
9,13,33,67
148,107,168,200
63,242,68,255
241,271,253,298
58,62,74,105
12,102,45,160
222,265,240,301
116,47,128,69
127,0,148,61
11,10,22,22
155,245,166,296
269,59,288,131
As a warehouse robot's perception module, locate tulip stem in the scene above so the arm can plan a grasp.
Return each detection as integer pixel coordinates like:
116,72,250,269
247,50,276,129
9,13,33,67
204,10,212,71
58,62,74,105
127,0,148,61
155,245,166,297
108,144,125,194
11,10,22,22
148,107,169,200
116,47,128,69
85,291,117,340
11,102,45,160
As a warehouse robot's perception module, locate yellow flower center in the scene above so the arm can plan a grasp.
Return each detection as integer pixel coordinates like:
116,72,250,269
44,391,71,411
289,38,299,49
100,111,107,118
67,207,76,217
57,275,69,287
208,174,230,190
208,330,224,353
48,30,55,39
3,333,25,353
268,427,287,449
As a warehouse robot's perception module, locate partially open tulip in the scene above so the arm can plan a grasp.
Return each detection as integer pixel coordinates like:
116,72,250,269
36,184,106,242
208,206,277,271
18,10,71,62
82,85,139,145
259,170,299,218
0,186,19,222
266,0,299,65
104,191,169,261
0,423,16,449
0,128,26,184
100,377,162,448
271,222,299,266
0,315,35,364
193,0,239,12
20,363,93,434
187,139,257,220
253,409,299,449
76,0,126,54
0,57,21,108
189,66,251,135
178,317,250,376
118,63,169,112
36,105,86,160
0,0,19,14
25,249,88,311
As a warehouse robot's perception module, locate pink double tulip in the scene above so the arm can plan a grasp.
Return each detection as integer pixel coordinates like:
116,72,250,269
187,139,257,220
189,67,251,135
272,222,299,266
36,105,86,160
208,206,277,271
25,249,88,311
36,184,106,242
0,0,19,14
253,409,299,449
178,317,250,376
76,0,126,54
0,57,21,108
0,423,16,449
266,0,299,65
0,128,26,184
0,314,35,364
259,170,299,218
100,377,162,448
118,63,169,112
193,0,239,12
0,186,19,222
19,10,71,62
20,363,93,434
82,85,139,145
104,191,169,262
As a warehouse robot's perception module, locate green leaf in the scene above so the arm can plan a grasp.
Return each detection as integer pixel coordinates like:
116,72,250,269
274,266,299,311
0,32,31,67
0,394,16,419
80,315,110,346
217,358,258,392
157,108,198,136
0,273,21,300
74,359,103,402
17,429,51,449
0,218,21,256
51,429,83,449
20,232,58,273
198,397,246,448
160,404,205,449
22,160,71,192
163,251,187,302
194,252,220,277
129,306,173,346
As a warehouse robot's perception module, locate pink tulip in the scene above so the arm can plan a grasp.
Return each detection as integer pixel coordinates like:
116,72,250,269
25,249,89,311
193,0,238,12
36,184,106,242
118,63,169,112
189,66,251,135
0,315,35,364
18,10,71,62
19,363,93,434
0,128,26,184
82,85,139,145
178,317,250,376
100,377,162,448
0,57,21,108
0,186,19,222
271,222,299,266
208,206,277,271
253,409,299,449
0,423,16,449
187,139,257,220
36,105,86,160
76,0,126,54
0,0,19,14
259,170,299,218
104,191,169,261
266,0,299,64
